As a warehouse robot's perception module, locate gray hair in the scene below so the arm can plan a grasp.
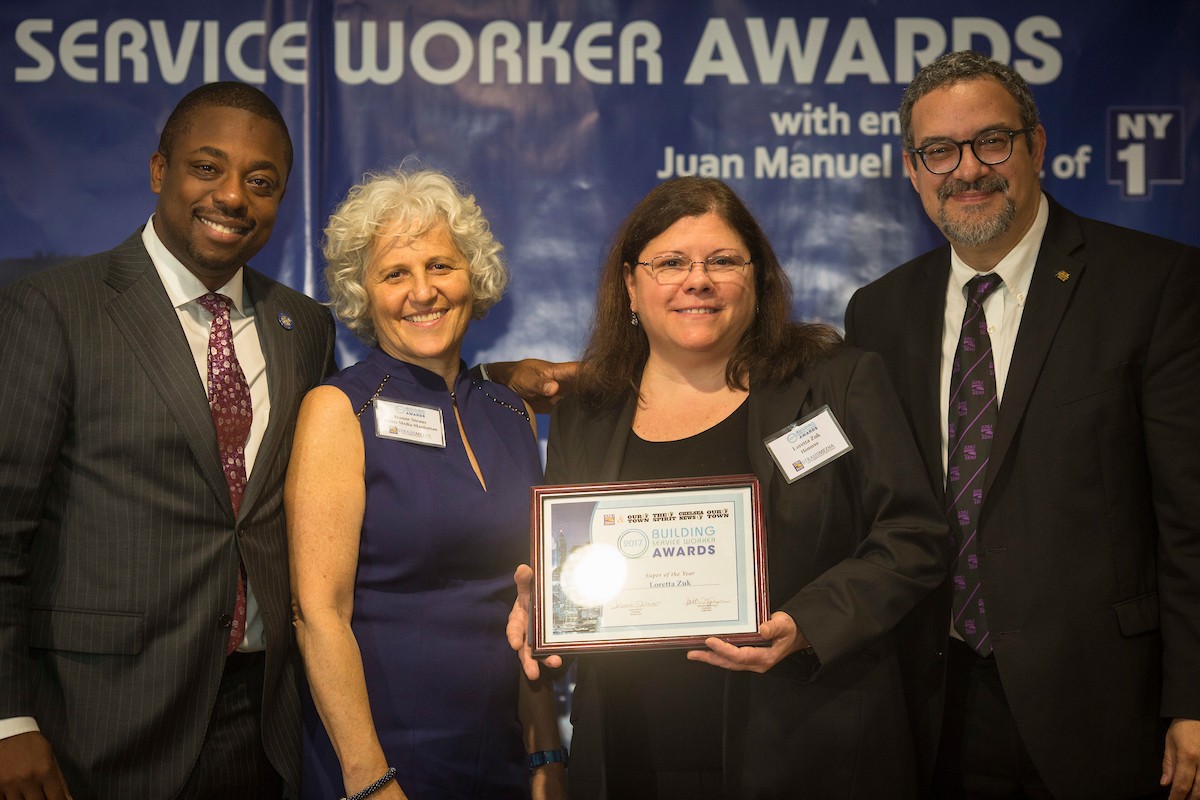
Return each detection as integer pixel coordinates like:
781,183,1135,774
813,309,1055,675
899,50,1040,152
322,167,507,345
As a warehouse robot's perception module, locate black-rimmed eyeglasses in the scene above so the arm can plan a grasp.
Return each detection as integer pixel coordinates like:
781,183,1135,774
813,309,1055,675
908,128,1033,175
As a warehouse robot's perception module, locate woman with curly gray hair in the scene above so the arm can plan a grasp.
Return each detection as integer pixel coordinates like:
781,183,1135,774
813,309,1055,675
322,168,510,345
286,167,566,800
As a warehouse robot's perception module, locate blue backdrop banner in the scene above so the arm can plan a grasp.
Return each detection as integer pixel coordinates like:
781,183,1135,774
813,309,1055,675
3,1,1197,372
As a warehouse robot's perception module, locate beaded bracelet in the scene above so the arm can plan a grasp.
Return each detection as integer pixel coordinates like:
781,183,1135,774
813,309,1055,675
340,766,397,800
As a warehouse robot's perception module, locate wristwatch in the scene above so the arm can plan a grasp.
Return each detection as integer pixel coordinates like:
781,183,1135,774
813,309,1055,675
528,748,569,770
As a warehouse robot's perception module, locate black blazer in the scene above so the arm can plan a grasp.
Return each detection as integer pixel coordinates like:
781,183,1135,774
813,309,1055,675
548,345,948,799
844,196,1200,799
0,231,336,798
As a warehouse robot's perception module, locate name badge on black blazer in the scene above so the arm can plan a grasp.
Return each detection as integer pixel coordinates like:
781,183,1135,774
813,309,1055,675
764,404,852,483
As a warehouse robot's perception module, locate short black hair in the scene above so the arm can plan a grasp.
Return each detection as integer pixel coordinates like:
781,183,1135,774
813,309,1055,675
157,81,293,176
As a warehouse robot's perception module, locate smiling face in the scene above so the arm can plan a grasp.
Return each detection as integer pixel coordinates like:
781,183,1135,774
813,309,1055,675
150,104,289,290
366,221,473,382
624,211,756,369
904,76,1046,269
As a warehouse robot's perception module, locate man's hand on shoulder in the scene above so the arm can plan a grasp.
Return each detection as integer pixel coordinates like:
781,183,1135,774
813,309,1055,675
0,731,71,799
484,360,578,414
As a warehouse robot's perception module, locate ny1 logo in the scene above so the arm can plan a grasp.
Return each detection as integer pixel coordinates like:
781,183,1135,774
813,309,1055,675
1107,108,1184,199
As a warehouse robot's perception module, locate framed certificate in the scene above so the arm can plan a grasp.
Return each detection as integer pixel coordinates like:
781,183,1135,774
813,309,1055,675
530,475,768,656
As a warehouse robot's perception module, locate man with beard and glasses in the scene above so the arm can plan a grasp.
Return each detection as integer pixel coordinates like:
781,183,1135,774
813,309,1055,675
845,51,1200,800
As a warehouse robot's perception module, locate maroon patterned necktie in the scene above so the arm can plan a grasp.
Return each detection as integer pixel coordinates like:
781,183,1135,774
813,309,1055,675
198,292,251,655
946,274,1003,656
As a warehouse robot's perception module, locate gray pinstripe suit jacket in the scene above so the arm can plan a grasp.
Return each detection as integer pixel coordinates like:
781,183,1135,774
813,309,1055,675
0,230,336,798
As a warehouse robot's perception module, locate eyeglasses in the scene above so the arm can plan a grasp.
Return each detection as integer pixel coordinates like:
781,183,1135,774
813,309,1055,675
635,254,752,285
908,128,1033,175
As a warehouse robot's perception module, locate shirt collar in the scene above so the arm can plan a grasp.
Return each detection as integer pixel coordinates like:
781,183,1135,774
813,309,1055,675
142,215,247,314
948,192,1048,303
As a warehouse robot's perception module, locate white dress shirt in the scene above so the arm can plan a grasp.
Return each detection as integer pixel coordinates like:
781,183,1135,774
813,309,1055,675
940,193,1049,640
143,217,271,653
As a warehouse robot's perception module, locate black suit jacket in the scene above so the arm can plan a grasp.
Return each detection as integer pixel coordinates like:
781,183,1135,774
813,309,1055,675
548,346,948,799
0,231,336,798
844,196,1200,799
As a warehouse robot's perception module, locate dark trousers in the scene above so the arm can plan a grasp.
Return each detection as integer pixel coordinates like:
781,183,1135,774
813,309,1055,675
932,639,1054,800
932,639,1169,800
176,651,284,800
604,768,724,800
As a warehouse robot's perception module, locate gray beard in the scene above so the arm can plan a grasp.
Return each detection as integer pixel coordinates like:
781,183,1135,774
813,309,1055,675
936,177,1016,248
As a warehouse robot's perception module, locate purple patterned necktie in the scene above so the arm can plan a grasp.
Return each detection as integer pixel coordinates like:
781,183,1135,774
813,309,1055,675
198,292,251,655
946,274,1003,656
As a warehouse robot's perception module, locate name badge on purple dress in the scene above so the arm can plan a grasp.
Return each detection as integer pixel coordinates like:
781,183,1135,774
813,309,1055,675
373,397,446,448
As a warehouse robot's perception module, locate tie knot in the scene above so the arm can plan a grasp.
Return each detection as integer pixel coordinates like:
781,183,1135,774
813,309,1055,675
966,274,1003,305
199,292,233,317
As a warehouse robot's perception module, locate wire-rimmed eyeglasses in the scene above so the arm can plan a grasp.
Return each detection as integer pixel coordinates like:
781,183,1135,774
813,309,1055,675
635,254,752,285
908,128,1033,175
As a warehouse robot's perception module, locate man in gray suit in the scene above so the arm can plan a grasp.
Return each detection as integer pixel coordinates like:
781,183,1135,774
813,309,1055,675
0,82,337,798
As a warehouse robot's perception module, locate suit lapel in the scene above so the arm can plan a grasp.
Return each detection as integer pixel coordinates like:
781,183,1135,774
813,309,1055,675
241,269,293,514
984,200,1085,497
595,396,638,482
584,379,809,516
905,255,952,501
746,377,811,498
102,232,232,514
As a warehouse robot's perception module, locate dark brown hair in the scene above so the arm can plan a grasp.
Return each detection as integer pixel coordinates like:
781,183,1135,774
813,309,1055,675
576,177,841,409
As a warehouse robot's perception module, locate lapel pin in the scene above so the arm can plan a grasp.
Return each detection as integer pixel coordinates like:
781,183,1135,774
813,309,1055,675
277,312,294,330
1055,270,1070,282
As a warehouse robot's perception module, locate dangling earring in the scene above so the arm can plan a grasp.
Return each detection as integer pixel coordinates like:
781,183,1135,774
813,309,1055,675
631,311,639,327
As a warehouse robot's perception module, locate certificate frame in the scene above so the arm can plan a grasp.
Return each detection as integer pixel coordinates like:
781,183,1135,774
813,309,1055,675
530,475,768,656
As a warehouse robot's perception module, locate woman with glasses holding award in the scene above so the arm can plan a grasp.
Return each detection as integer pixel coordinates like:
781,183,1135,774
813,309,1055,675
287,168,566,800
509,176,948,799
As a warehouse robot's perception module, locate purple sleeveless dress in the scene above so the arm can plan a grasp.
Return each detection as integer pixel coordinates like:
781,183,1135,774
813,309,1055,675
300,349,540,799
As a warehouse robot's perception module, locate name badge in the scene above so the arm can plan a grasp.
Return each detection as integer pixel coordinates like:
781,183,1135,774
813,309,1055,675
764,405,852,483
373,397,446,448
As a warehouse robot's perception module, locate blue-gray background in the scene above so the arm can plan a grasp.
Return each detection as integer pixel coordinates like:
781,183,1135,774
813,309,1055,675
3,1,1197,375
